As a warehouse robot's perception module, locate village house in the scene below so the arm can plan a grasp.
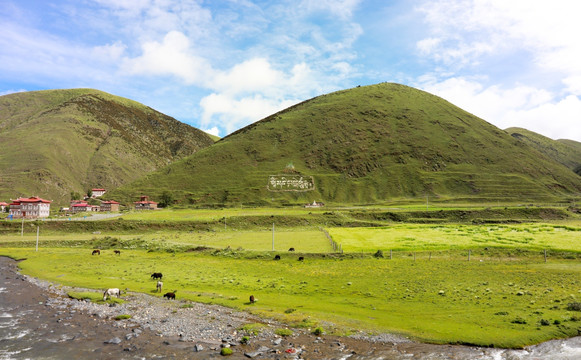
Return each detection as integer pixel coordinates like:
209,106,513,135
9,197,51,219
91,188,106,198
70,200,99,213
135,196,157,210
100,200,120,212
0,201,8,212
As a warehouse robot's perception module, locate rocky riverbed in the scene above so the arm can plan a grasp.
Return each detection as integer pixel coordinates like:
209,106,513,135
1,256,580,359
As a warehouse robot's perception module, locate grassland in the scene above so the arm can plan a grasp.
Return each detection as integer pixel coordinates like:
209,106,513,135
1,247,580,348
1,206,580,348
330,223,581,253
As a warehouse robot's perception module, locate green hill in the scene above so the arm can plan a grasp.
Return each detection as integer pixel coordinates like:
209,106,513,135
109,83,581,206
0,89,215,205
507,127,581,176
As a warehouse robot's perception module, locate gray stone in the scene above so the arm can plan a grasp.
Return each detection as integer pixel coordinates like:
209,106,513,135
273,338,283,345
193,344,204,352
104,337,122,344
244,351,263,358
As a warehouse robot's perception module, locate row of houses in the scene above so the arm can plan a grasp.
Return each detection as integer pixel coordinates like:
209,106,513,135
1,194,158,219
68,200,120,213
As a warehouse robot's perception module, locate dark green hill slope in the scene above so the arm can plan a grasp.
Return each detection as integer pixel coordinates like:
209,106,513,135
110,83,581,205
0,89,214,204
506,127,581,176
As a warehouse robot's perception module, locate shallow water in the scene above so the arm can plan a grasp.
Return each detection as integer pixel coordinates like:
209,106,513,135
1,256,580,359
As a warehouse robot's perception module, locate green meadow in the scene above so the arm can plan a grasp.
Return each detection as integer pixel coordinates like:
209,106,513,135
1,247,580,348
1,207,580,349
329,223,581,253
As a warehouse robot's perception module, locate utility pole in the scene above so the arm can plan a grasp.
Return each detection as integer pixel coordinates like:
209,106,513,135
21,218,24,237
35,226,39,251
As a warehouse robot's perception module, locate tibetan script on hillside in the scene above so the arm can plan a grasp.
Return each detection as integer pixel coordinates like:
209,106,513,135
267,175,315,192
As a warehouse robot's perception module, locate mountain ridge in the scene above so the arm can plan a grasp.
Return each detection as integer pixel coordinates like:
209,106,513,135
0,88,215,204
108,83,581,206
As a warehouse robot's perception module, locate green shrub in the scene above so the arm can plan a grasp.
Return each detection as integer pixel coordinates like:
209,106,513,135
284,308,296,314
220,347,233,356
540,319,550,326
240,336,250,344
312,326,325,336
511,317,527,324
114,314,132,320
240,323,266,335
374,250,384,258
566,302,581,311
275,328,293,337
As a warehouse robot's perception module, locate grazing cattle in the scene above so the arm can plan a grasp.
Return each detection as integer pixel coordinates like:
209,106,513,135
288,247,295,252
151,272,163,280
114,250,121,255
163,291,176,300
92,249,100,255
249,295,255,303
274,255,281,260
298,256,304,261
156,281,163,293
103,288,121,301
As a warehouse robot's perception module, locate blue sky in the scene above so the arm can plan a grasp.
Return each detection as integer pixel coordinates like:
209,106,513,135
1,0,580,141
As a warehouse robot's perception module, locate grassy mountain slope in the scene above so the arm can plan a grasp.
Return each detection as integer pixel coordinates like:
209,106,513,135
507,127,581,176
110,83,581,206
0,89,214,204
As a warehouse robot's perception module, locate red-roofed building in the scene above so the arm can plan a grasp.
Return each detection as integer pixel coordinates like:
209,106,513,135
0,201,8,212
91,188,106,198
70,201,99,213
9,197,51,218
100,200,120,212
135,196,157,210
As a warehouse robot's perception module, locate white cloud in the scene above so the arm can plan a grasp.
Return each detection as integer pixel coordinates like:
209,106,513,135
414,0,581,142
212,58,283,95
505,95,581,141
200,93,298,134
121,31,213,85
416,0,581,75
298,0,362,20
92,41,126,62
202,126,221,137
419,76,581,141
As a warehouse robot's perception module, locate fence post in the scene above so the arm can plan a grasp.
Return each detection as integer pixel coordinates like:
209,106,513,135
390,249,392,260
544,249,547,263
468,250,471,262
429,252,432,261
413,252,416,261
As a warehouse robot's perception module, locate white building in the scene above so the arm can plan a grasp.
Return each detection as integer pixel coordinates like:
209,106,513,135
91,188,106,197
9,197,51,219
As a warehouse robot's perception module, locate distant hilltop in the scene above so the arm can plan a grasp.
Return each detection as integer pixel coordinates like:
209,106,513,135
0,89,215,205
107,83,581,206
